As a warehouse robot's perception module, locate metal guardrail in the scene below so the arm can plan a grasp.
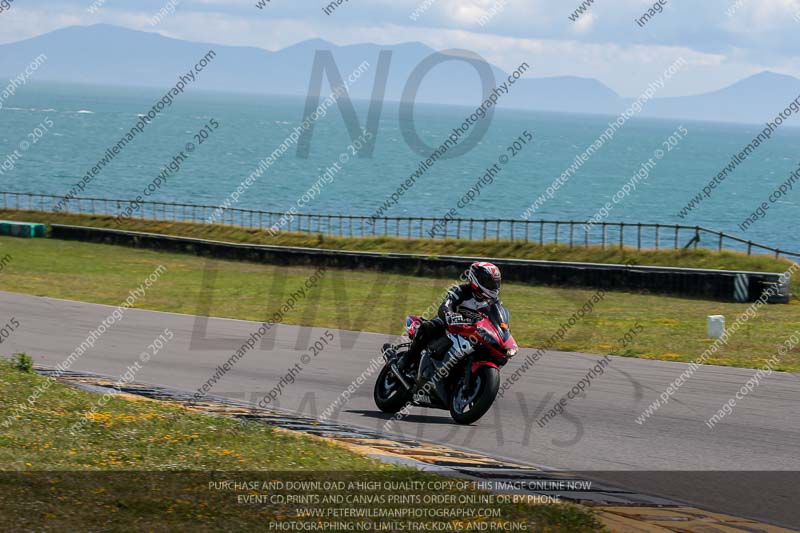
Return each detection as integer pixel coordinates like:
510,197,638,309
3,191,799,260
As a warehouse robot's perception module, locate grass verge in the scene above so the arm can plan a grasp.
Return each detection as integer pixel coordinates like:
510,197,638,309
0,236,798,371
0,361,603,531
2,208,798,297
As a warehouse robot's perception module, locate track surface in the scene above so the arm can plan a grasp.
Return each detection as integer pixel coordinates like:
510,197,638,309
3,291,799,528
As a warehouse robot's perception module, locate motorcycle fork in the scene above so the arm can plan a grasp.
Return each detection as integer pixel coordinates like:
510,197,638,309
462,355,475,392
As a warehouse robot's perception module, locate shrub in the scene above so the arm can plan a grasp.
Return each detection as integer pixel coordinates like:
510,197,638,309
12,352,33,373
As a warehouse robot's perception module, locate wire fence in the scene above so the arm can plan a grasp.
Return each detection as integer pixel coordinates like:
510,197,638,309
2,191,799,260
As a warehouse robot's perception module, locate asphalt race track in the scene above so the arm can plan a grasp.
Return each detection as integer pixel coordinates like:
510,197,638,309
3,291,799,528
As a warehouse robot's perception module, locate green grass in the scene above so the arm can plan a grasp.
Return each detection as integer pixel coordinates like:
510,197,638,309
0,362,603,531
1,235,798,371
3,208,798,297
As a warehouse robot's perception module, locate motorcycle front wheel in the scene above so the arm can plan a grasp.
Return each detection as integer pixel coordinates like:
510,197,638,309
449,366,499,425
374,364,412,414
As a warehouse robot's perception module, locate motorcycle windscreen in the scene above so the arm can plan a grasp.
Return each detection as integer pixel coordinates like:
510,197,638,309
485,302,512,342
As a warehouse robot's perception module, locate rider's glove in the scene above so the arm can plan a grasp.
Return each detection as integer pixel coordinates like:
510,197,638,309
445,311,467,326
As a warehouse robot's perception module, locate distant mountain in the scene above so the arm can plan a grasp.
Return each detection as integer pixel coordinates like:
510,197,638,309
0,24,622,114
642,71,800,124
0,24,797,125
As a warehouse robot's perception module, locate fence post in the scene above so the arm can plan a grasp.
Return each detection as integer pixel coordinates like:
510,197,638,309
747,241,752,255
637,223,642,250
584,224,589,247
495,220,500,241
469,219,474,240
674,225,679,249
655,224,660,250
718,234,723,252
539,221,544,245
569,222,574,248
619,223,624,249
601,223,606,249
555,222,559,245
524,221,529,242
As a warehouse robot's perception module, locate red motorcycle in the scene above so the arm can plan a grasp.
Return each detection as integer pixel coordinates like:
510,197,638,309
374,303,518,425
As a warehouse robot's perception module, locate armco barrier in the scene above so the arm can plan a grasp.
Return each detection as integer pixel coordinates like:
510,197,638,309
49,224,793,304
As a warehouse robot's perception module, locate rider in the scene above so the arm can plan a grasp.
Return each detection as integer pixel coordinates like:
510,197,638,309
400,262,502,372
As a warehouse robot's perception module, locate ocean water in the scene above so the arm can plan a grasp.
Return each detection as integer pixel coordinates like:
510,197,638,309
1,81,799,252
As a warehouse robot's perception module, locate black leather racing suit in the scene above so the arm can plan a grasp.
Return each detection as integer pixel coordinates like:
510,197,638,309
404,283,496,365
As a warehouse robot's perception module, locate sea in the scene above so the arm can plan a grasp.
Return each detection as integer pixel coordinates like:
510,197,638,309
1,81,798,252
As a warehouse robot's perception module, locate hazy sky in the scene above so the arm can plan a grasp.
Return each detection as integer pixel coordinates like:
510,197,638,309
2,0,800,97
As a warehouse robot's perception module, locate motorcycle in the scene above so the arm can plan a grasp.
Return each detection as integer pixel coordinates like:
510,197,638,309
374,303,518,425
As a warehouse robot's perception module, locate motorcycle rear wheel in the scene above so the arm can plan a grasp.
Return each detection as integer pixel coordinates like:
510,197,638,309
374,364,412,414
449,366,499,425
